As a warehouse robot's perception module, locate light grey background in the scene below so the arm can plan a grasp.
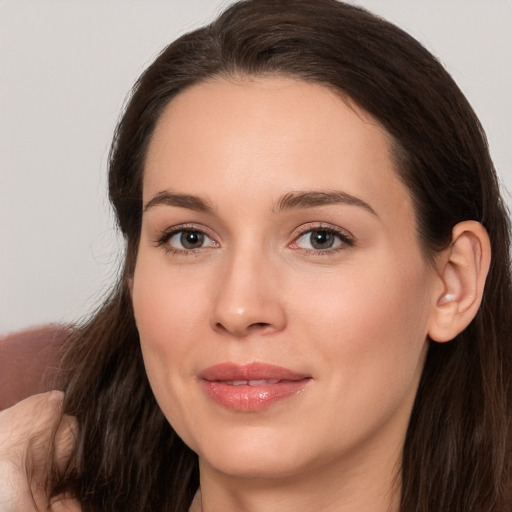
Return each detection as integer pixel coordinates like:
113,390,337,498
1,0,511,334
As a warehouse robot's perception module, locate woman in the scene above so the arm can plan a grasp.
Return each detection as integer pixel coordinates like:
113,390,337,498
1,0,511,511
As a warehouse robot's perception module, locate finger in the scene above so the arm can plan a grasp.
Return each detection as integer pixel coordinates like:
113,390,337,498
0,391,64,464
53,413,78,474
0,391,71,511
50,495,82,512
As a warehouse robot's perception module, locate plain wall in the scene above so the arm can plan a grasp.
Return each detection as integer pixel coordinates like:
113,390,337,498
1,0,511,333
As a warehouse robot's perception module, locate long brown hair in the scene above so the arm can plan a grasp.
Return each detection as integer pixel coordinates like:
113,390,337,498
52,1,512,510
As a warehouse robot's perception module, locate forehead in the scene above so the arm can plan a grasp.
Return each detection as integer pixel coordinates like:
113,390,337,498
143,76,412,222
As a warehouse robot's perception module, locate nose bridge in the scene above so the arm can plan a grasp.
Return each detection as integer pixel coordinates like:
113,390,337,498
211,241,286,337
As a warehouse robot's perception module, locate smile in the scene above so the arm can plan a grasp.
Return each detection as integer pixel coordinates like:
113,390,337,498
199,363,311,412
225,379,280,386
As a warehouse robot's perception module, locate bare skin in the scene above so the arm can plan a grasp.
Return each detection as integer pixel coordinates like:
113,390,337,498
130,77,444,512
0,392,80,512
134,77,489,512
1,78,489,512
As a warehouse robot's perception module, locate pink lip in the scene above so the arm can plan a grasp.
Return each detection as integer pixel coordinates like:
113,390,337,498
199,362,311,412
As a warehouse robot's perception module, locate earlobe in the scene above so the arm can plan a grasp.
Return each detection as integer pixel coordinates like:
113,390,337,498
428,221,491,343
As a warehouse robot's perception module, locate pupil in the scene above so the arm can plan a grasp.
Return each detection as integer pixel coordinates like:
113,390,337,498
181,231,204,249
310,231,334,249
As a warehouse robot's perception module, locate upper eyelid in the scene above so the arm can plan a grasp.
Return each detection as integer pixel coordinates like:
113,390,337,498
289,224,355,253
292,222,354,238
153,224,219,248
159,223,216,237
162,223,352,237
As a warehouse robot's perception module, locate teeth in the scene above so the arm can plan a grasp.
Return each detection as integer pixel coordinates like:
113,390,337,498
249,379,280,386
226,379,281,386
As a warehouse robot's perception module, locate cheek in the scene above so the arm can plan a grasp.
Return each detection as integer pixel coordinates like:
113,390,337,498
131,259,211,414
279,263,431,462
295,252,431,337
293,253,432,406
132,256,211,343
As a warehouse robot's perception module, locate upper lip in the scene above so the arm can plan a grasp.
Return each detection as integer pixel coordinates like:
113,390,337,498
200,362,310,382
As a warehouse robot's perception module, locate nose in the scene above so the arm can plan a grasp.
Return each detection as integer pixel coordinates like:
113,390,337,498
210,250,287,338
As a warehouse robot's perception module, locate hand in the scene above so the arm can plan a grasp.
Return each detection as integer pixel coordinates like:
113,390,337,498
0,391,81,511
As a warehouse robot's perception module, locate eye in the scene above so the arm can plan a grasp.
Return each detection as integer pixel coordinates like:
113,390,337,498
159,228,218,252
296,230,341,250
171,230,206,249
292,226,353,253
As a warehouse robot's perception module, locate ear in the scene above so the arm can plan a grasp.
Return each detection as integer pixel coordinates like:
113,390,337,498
428,221,491,343
127,276,134,298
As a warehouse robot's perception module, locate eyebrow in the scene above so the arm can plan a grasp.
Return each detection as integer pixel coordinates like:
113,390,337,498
143,189,376,217
143,191,214,214
276,190,377,216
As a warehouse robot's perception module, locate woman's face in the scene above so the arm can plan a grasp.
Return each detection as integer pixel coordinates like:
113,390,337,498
132,77,441,480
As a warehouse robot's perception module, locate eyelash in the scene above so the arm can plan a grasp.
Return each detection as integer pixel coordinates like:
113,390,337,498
154,223,354,256
290,223,354,256
154,224,217,256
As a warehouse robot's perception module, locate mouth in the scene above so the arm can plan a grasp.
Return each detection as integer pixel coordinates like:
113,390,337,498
199,362,312,412
223,379,281,386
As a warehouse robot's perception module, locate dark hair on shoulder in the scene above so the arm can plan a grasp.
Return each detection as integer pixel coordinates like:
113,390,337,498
51,1,512,511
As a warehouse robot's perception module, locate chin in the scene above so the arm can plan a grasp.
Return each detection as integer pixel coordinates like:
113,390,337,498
192,426,322,479
201,450,309,480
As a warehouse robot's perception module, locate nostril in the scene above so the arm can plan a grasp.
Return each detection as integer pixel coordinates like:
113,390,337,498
214,321,272,336
215,322,227,332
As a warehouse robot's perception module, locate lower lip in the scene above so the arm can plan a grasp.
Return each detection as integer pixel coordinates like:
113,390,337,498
200,379,310,411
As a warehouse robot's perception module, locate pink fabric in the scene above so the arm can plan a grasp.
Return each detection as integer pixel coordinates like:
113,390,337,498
0,324,65,410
